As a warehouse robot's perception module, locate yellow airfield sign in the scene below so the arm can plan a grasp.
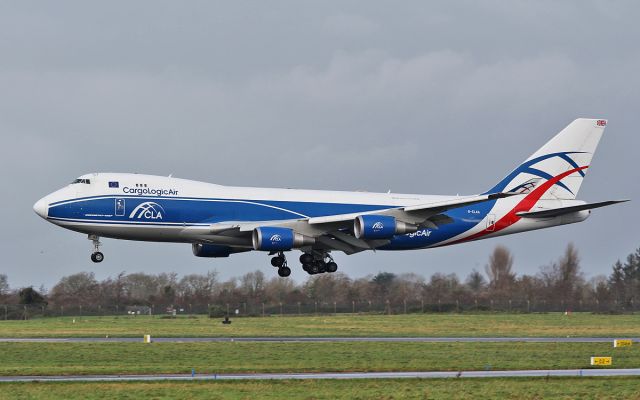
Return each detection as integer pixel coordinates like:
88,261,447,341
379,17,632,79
590,357,612,366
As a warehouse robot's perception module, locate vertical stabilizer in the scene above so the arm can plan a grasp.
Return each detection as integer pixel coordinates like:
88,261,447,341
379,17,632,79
487,118,607,200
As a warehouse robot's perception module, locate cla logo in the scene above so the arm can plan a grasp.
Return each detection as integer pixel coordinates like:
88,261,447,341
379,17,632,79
270,234,282,243
372,221,384,231
129,202,165,220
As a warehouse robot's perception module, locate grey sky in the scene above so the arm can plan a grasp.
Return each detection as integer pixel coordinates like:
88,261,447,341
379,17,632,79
1,1,638,289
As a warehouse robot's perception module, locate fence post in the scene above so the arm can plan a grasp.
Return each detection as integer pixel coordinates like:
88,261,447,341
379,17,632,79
314,301,317,314
438,298,441,312
527,299,530,313
456,299,459,313
474,298,478,311
61,305,64,317
4,305,7,320
262,303,265,317
297,302,301,315
508,299,512,312
421,299,424,313
79,305,82,318
403,299,407,314
352,300,355,314
226,303,229,316
386,299,391,315
23,305,27,320
334,302,337,315
280,302,283,316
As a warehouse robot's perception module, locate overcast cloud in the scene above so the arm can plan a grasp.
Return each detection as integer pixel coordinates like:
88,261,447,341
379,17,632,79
0,1,638,288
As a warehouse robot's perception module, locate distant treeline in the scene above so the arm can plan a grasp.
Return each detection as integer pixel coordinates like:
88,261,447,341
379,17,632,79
1,244,639,317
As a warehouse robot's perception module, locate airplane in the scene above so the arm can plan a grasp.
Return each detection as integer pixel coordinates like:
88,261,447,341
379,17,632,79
33,118,627,277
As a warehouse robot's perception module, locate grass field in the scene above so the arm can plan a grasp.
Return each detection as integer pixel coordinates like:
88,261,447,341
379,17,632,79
1,377,640,399
1,341,638,376
1,313,639,338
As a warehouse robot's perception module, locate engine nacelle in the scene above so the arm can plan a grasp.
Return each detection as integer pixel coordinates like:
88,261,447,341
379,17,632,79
252,227,315,251
192,243,239,258
354,215,418,239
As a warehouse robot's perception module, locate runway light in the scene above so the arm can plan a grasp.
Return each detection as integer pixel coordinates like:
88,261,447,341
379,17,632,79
143,334,152,343
614,339,632,348
590,356,612,366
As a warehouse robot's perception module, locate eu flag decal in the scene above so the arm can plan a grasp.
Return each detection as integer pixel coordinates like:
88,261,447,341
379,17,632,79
109,181,119,188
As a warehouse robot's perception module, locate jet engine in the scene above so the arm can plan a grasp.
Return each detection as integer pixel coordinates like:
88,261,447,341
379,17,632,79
192,243,247,258
354,215,418,239
252,227,315,251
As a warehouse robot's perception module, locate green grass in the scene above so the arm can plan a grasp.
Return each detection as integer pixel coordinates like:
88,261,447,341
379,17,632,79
1,341,638,376
1,378,640,399
1,313,639,338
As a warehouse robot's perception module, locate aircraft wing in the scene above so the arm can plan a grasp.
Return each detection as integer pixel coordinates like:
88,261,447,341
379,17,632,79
307,192,515,227
191,192,515,254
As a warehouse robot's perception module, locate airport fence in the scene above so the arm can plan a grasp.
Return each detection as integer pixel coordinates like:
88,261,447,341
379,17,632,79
1,299,639,320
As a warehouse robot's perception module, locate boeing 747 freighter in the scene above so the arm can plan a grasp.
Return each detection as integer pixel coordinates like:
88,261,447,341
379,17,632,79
34,118,627,277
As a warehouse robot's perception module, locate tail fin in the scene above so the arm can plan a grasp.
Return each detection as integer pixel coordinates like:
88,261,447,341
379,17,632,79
487,118,607,200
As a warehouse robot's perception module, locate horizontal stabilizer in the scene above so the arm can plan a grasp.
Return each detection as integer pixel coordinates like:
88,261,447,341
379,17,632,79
516,200,629,219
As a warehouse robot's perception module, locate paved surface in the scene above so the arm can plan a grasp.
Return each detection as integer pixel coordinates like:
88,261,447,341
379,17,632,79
0,337,636,343
1,369,640,382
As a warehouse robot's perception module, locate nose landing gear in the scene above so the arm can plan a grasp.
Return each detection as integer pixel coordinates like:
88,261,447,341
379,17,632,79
89,235,104,263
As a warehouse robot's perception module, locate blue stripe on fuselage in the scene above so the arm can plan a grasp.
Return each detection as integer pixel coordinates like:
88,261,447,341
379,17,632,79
47,196,393,224
47,195,495,249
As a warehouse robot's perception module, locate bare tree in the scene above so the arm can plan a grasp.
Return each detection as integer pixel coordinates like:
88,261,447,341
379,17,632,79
465,269,487,293
263,276,300,303
179,271,218,305
486,246,516,297
304,272,352,304
50,272,99,306
240,270,266,302
538,243,584,308
0,274,8,297
123,273,159,303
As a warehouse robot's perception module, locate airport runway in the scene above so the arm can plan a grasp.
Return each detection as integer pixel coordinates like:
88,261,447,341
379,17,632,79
2,369,640,382
0,337,637,343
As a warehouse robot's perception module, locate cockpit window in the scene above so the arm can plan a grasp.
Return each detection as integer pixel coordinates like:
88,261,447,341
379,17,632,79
71,178,91,184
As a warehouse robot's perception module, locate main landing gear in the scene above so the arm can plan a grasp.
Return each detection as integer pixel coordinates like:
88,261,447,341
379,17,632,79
270,251,291,277
300,252,338,275
89,234,104,263
268,251,338,277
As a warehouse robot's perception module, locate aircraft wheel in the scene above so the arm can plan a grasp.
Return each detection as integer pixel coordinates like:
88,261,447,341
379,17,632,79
316,261,327,274
91,252,104,263
278,266,291,277
299,253,313,264
326,262,338,273
271,256,285,267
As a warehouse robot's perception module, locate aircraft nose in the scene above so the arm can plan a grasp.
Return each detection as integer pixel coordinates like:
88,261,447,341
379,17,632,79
33,197,48,219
